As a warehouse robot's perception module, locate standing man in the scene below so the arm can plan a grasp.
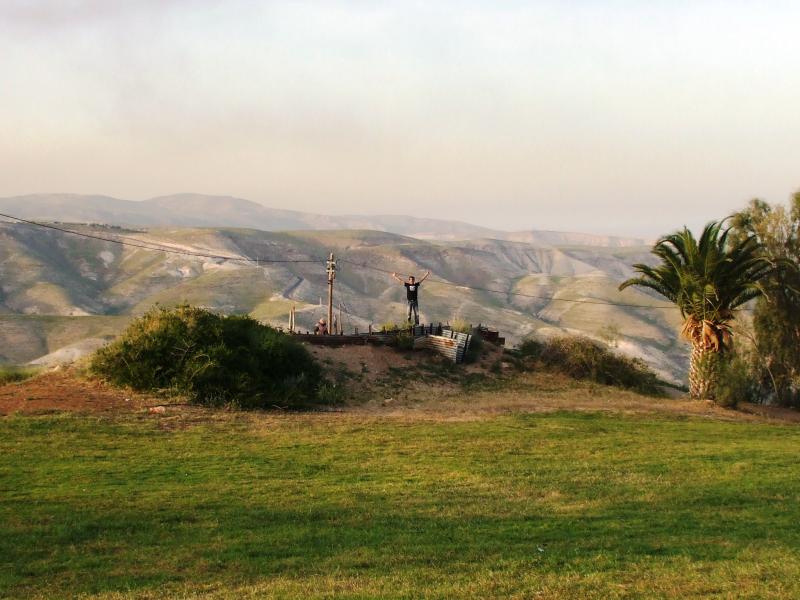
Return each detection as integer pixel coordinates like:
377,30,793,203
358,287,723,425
391,270,430,325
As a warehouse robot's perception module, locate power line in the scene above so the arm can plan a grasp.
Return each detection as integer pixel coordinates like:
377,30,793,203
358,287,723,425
0,213,322,265
341,258,755,312
337,257,681,310
0,212,750,313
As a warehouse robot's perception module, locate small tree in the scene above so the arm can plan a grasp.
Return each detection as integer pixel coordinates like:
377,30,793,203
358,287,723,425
619,222,770,399
730,194,800,405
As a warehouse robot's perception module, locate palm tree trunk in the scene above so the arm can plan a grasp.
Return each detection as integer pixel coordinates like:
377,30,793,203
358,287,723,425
688,342,719,399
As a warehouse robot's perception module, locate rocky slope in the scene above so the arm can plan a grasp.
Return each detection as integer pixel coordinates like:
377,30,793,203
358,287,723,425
0,221,687,382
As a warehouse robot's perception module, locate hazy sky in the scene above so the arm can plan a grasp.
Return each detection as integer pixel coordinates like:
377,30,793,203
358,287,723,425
1,1,799,236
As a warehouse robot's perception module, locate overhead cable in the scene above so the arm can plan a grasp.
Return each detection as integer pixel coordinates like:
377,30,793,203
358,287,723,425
0,213,321,264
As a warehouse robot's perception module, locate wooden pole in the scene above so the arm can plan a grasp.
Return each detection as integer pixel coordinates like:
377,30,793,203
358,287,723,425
326,252,336,332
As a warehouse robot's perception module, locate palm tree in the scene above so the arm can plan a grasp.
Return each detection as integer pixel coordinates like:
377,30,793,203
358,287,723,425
619,221,770,398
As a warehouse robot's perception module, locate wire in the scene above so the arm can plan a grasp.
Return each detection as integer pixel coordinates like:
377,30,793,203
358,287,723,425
0,211,751,313
337,257,681,310
0,213,322,265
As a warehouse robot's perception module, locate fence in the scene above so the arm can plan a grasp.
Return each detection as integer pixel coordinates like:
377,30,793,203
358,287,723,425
413,330,472,363
292,333,395,346
291,322,498,361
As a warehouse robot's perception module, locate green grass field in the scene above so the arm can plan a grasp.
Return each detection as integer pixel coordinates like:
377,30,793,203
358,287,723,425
2,410,799,599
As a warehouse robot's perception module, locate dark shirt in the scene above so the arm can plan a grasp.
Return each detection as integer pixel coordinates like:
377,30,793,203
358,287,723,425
404,282,420,302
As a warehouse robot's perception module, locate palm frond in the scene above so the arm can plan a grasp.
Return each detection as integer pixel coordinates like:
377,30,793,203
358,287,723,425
621,220,770,343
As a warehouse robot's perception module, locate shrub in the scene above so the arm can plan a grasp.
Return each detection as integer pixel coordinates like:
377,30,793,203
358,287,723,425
380,321,402,333
90,305,320,408
316,382,346,405
394,330,415,351
0,366,40,386
517,338,545,360
516,335,662,395
450,319,473,334
714,354,757,408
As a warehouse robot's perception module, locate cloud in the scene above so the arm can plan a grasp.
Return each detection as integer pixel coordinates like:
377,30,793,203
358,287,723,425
1,1,799,235
0,0,218,28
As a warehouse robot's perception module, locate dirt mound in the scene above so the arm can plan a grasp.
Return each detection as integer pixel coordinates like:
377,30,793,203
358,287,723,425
3,346,798,425
307,340,503,376
0,371,154,415
308,344,425,376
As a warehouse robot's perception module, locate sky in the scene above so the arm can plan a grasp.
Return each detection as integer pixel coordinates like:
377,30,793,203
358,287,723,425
1,1,799,236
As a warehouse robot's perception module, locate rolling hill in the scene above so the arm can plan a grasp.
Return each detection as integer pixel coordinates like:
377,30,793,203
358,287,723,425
0,193,648,245
0,220,687,382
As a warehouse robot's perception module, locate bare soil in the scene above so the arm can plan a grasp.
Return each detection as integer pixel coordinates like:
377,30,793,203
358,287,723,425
308,344,424,377
0,370,156,415
307,342,502,378
1,345,799,425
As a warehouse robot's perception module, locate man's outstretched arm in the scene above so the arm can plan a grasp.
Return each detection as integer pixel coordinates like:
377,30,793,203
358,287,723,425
419,270,431,283
391,272,405,283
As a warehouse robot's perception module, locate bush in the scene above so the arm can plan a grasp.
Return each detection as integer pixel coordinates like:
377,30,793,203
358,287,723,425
316,382,346,405
90,305,321,408
450,319,472,334
517,338,545,360
380,321,402,332
714,354,757,408
515,335,662,395
0,366,40,386
394,330,415,351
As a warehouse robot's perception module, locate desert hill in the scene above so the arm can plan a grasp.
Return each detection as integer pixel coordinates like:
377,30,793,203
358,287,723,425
0,220,686,382
0,193,648,245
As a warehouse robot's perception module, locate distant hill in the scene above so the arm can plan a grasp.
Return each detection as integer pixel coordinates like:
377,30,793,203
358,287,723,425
0,220,686,383
0,193,647,245
502,230,649,248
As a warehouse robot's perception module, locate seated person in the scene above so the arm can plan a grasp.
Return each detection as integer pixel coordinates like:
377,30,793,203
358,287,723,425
314,318,329,335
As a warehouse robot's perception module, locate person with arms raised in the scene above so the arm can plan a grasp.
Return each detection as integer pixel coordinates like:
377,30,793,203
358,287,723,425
391,270,430,325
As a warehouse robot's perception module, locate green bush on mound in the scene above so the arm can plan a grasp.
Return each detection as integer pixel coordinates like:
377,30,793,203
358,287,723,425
90,305,321,408
517,335,662,395
0,366,40,386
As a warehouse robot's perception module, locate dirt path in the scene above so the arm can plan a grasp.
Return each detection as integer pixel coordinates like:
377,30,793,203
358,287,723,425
0,371,156,415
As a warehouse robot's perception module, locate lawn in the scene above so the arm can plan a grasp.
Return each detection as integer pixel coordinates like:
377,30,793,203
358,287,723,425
1,410,799,599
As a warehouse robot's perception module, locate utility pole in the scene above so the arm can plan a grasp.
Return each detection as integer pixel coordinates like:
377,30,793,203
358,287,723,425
326,252,336,333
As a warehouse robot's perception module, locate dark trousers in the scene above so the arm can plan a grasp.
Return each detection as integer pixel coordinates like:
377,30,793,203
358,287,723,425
407,300,419,324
